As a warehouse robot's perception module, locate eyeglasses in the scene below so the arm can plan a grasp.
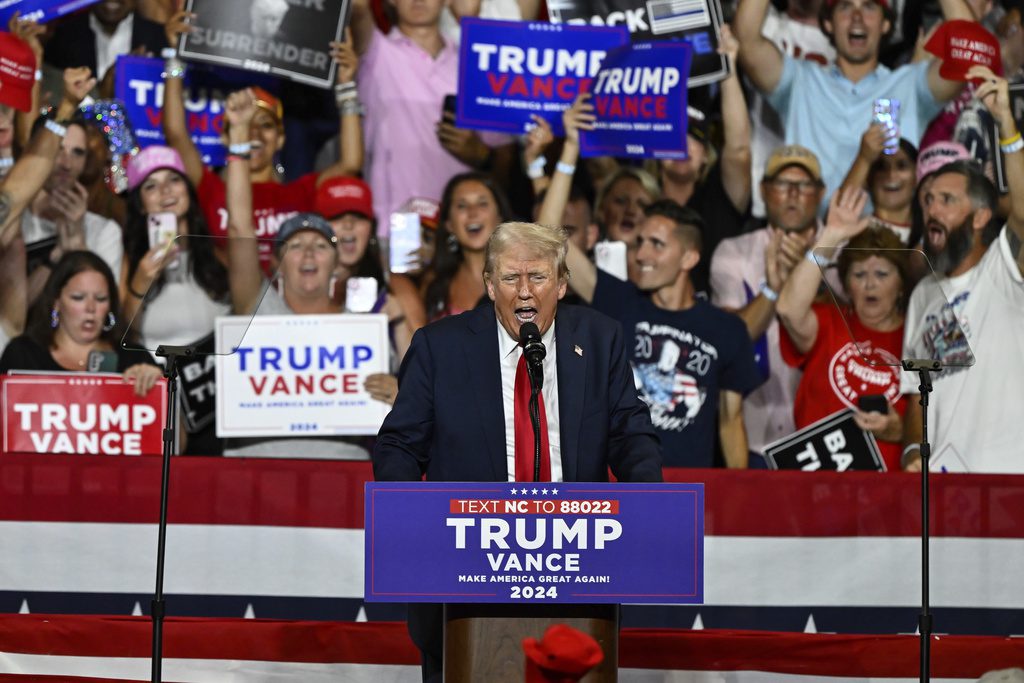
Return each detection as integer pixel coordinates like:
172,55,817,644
768,179,821,195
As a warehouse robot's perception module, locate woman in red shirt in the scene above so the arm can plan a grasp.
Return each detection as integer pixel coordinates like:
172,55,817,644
777,188,909,471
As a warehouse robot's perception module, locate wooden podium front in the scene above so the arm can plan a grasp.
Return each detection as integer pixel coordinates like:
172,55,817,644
443,603,618,682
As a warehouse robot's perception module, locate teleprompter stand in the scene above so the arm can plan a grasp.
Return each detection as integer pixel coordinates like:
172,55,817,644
149,344,195,683
902,358,941,683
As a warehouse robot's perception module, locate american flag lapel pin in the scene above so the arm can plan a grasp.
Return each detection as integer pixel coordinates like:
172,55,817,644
574,345,583,357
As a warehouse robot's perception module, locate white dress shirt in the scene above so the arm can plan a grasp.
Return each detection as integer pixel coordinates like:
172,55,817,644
90,12,133,80
497,319,562,482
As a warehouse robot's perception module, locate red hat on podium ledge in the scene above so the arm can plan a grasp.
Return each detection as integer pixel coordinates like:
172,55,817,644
523,624,604,682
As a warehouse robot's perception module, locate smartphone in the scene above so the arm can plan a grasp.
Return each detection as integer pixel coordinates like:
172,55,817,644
872,98,901,156
389,212,422,274
594,240,628,281
148,212,177,251
442,94,457,119
346,276,379,313
857,394,889,414
86,350,118,373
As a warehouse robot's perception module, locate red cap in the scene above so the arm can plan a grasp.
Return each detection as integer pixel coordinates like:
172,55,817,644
522,624,604,683
925,20,1003,81
316,176,374,219
0,33,37,113
398,197,440,230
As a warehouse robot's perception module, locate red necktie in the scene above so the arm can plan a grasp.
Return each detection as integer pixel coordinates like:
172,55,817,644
514,353,551,482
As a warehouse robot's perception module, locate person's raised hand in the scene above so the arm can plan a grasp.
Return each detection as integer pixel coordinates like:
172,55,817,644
562,93,596,146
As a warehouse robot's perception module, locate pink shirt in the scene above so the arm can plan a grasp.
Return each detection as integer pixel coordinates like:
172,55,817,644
359,28,469,235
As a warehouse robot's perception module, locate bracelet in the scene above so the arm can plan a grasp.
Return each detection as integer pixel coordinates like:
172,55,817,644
128,284,147,299
805,250,829,268
163,57,186,80
226,153,250,163
44,119,67,138
555,161,575,176
1001,137,1024,154
339,99,363,117
759,282,779,302
526,155,547,180
900,444,922,469
999,131,1021,146
228,142,252,155
160,47,177,59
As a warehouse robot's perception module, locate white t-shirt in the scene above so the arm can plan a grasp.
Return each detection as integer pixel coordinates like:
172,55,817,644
900,227,1024,473
22,210,123,280
748,7,835,218
710,228,799,453
136,252,231,349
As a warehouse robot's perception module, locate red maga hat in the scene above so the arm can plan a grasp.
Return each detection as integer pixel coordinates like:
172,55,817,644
0,32,37,113
523,624,604,683
925,19,1003,81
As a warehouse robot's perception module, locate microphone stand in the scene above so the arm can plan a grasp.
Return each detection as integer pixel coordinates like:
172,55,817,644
902,358,941,683
150,344,195,683
528,365,543,482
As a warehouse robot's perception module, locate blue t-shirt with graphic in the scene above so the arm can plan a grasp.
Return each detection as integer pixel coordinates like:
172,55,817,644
592,271,763,467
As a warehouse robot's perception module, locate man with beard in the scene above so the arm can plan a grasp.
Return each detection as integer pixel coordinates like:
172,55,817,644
734,0,972,207
710,145,824,461
900,67,1024,473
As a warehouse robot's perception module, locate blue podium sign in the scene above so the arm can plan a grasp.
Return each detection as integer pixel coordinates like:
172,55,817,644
364,481,703,604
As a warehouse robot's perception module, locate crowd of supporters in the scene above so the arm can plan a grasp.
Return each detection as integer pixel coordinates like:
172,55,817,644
0,0,1022,471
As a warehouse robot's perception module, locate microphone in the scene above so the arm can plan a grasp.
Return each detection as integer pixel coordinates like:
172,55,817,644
519,322,546,390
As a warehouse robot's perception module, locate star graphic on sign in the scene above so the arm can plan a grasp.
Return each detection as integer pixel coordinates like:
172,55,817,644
510,488,518,495
551,488,559,495
532,488,539,495
520,488,528,495
542,488,549,495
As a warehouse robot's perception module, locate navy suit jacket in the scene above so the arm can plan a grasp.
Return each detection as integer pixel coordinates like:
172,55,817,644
373,303,663,483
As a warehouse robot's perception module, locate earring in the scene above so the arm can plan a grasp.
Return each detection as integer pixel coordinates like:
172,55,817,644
103,312,116,332
446,233,460,254
275,161,286,178
369,236,378,248
50,308,59,329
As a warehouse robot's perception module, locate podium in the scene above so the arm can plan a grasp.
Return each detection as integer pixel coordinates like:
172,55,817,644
444,603,618,682
364,482,704,681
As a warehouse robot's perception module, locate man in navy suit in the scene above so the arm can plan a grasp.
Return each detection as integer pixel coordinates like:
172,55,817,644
373,221,662,680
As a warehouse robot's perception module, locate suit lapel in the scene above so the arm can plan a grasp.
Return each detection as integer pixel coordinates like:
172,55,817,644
556,307,585,482
464,306,508,481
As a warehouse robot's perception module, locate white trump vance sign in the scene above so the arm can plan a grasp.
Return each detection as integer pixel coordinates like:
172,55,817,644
215,314,390,437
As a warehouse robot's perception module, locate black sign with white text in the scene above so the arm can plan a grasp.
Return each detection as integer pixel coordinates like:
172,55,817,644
764,409,885,472
178,333,217,433
179,0,349,88
545,0,727,86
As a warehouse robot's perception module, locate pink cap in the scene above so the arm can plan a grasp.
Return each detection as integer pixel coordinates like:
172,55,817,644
126,146,187,191
916,141,971,183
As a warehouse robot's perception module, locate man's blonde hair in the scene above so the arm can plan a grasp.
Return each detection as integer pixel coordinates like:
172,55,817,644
483,222,569,283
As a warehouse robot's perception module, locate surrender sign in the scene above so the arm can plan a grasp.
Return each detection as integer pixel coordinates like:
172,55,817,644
365,481,704,604
179,0,349,88
215,314,390,437
1,373,167,455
